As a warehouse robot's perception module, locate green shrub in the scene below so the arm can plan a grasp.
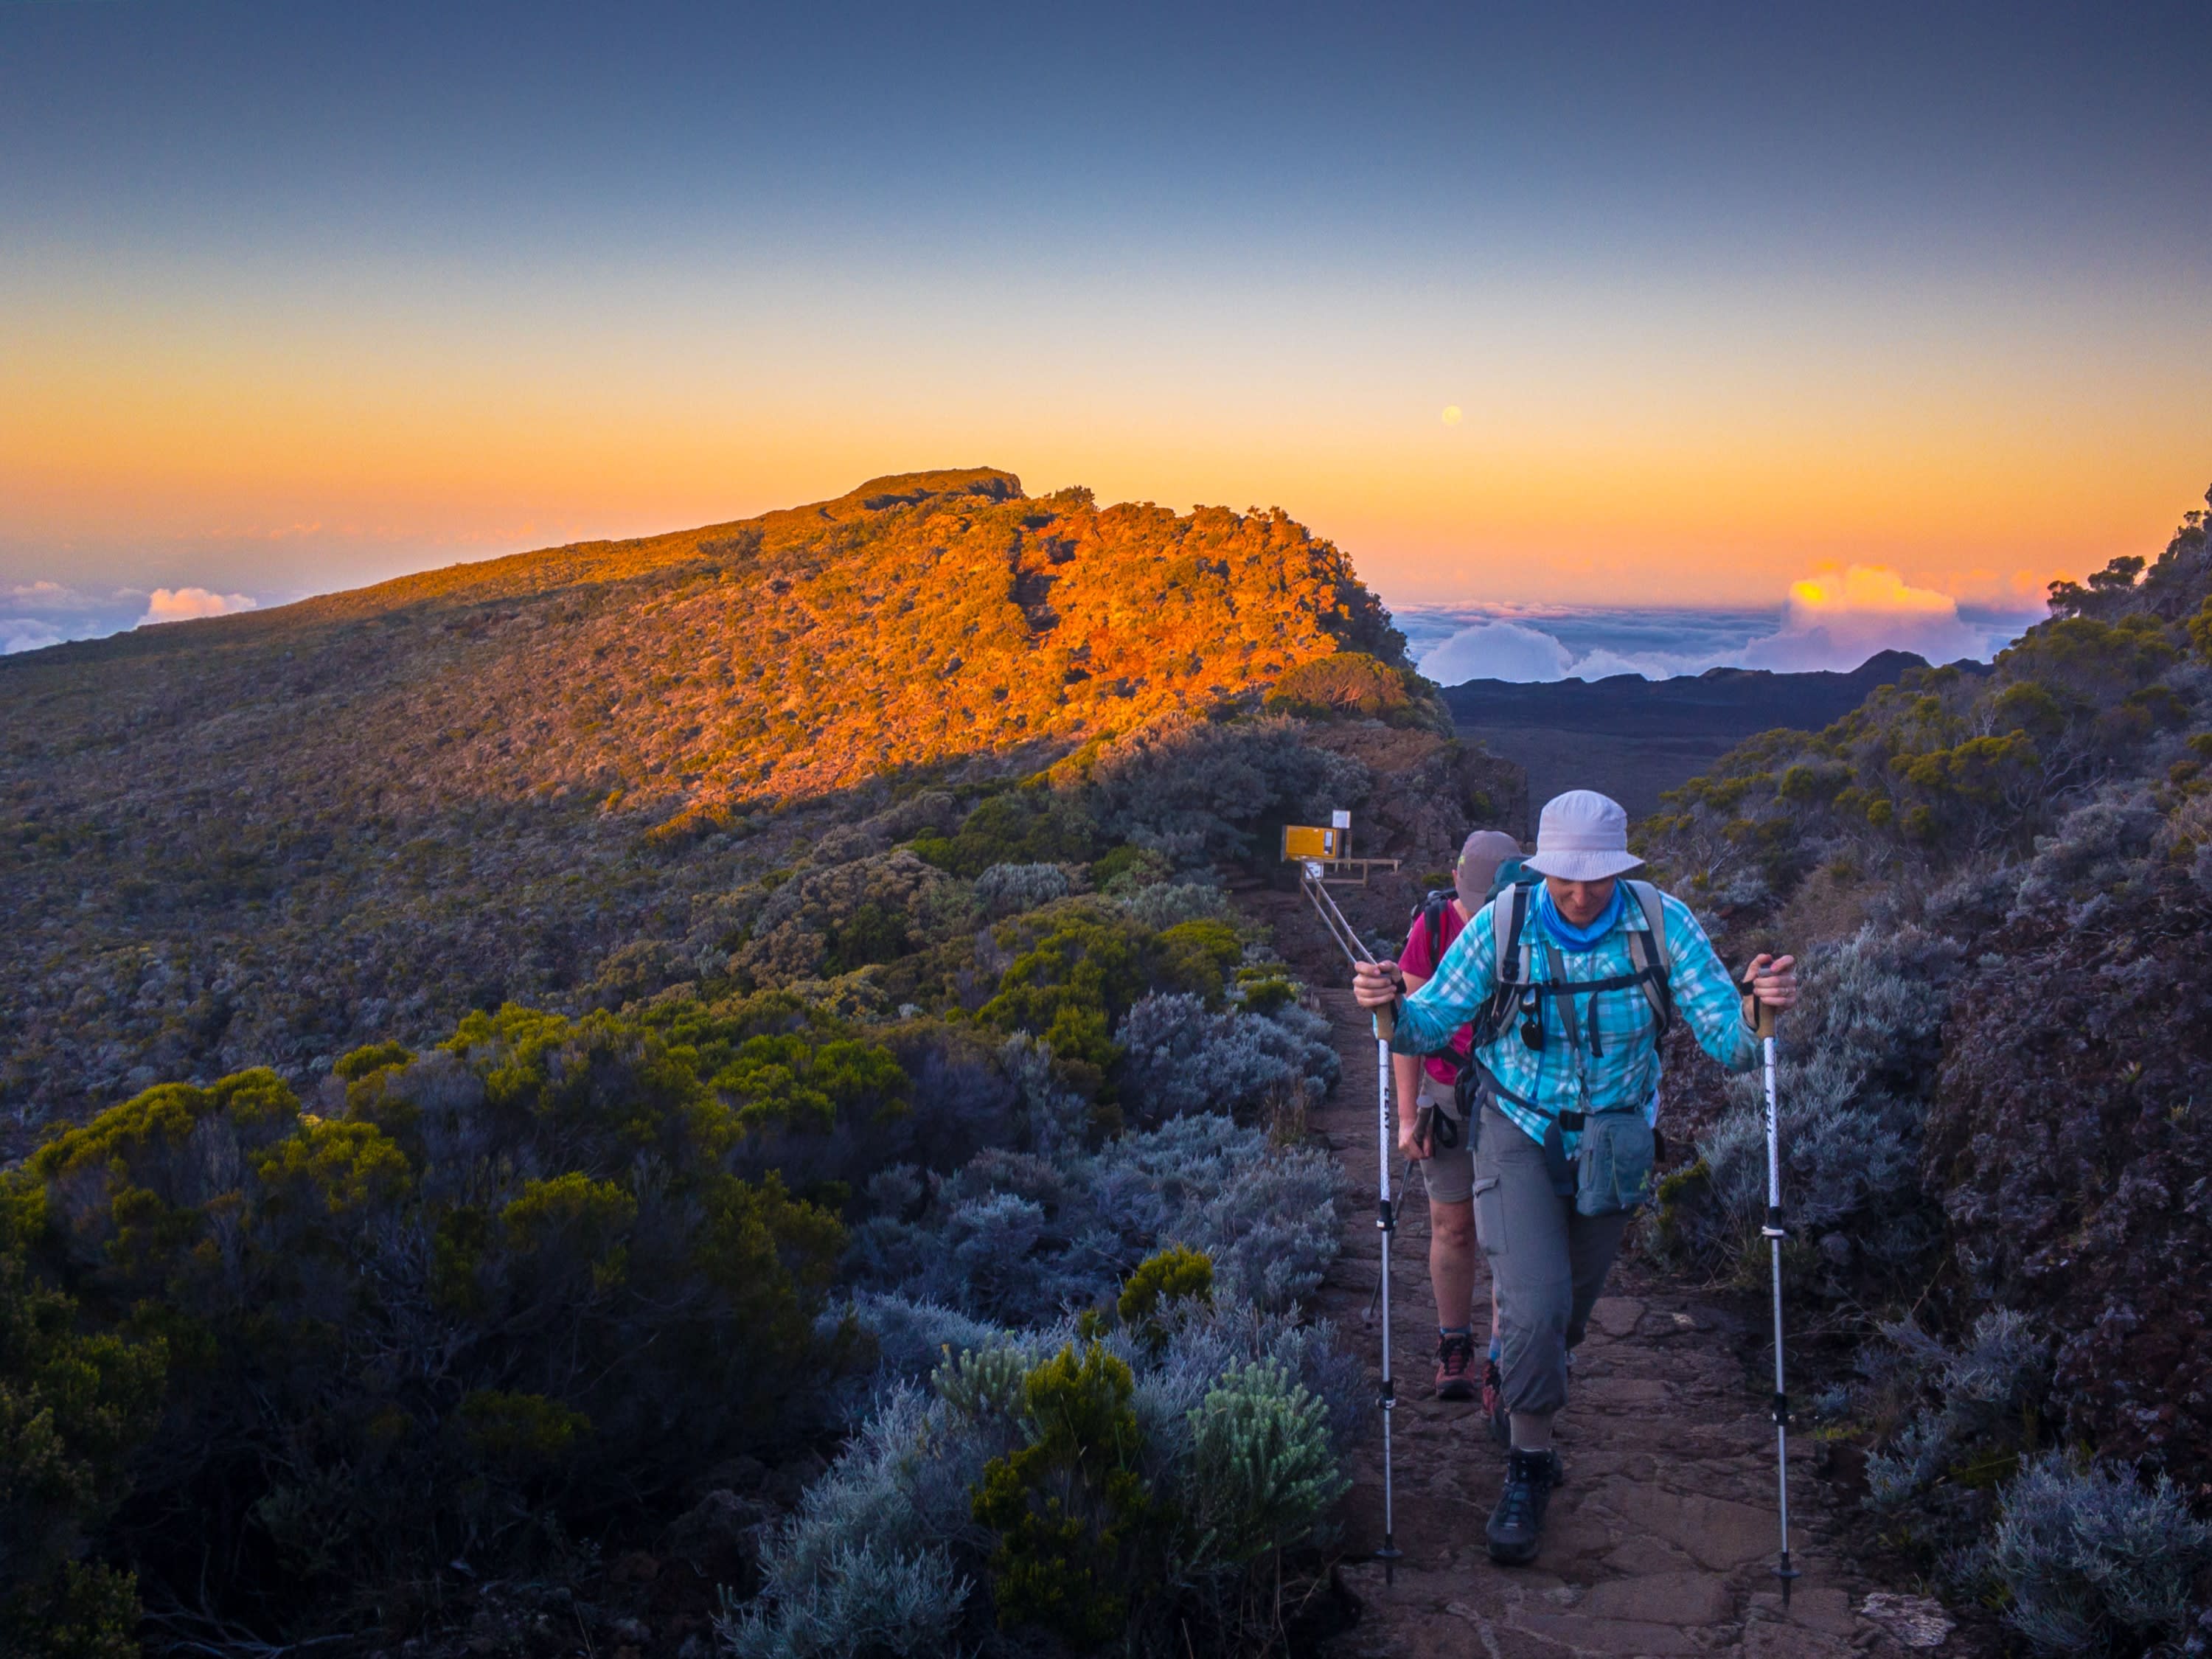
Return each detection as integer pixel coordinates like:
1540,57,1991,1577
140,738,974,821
1155,918,1242,1004
978,914,1149,1088
16,1017,850,1638
0,1194,164,1659
971,1342,1161,1646
1090,843,1167,891
333,1039,414,1081
1116,1245,1214,1337
1262,652,1411,718
1182,1360,1349,1568
912,790,1097,878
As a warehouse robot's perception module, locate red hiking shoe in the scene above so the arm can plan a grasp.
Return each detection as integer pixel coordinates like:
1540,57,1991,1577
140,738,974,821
1434,1332,1478,1401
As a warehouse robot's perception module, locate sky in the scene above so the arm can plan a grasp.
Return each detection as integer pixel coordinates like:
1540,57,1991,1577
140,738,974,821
4,1,2208,666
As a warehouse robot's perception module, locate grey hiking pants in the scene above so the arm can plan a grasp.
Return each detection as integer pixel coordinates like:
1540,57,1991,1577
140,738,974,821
1471,1101,1632,1419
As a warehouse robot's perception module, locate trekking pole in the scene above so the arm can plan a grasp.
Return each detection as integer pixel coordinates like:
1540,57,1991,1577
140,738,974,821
1756,990,1799,1599
1298,862,1403,1585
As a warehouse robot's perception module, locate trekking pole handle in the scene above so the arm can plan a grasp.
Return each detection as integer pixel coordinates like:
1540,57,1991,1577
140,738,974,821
1363,960,1402,1043
1746,962,1781,1040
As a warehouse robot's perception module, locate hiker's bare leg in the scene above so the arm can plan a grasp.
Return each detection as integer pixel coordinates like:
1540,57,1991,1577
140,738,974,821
1430,1198,1476,1329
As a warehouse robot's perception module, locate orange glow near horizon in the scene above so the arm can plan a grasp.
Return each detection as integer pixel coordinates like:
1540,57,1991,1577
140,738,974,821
3,266,2205,613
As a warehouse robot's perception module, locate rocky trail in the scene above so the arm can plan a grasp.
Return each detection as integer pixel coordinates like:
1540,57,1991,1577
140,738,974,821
1236,876,1947,1659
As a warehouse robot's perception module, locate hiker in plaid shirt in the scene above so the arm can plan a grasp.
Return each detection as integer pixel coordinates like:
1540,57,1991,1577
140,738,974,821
1354,790,1798,1565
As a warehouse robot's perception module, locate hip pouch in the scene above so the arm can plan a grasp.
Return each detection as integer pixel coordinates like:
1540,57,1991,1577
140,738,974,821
1574,1110,1658,1217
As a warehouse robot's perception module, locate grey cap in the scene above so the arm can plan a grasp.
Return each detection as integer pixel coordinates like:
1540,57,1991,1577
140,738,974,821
1523,790,1644,882
1454,830,1525,909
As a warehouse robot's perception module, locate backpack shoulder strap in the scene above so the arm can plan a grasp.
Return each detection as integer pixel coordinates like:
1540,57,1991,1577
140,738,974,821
1624,880,1667,963
1472,883,1535,1045
1621,880,1674,1034
1408,889,1453,967
1498,881,1533,978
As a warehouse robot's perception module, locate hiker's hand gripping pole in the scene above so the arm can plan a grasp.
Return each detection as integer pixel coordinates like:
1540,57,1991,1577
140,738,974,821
1300,864,1404,1582
1753,971,1800,1594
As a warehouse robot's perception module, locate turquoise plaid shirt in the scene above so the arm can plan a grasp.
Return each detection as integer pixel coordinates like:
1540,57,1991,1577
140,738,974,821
1391,886,1759,1148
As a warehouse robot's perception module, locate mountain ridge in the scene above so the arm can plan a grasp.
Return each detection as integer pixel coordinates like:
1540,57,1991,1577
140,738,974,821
0,468,1441,1126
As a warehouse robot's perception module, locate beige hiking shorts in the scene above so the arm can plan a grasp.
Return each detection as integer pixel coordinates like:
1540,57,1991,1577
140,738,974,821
1415,1072,1476,1206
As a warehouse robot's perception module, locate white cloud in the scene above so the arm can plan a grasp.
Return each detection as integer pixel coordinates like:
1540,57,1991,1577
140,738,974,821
1418,619,1576,684
1,620,66,655
140,587,259,625
1735,566,2013,673
1411,567,2038,685
1565,646,1711,681
2,580,91,612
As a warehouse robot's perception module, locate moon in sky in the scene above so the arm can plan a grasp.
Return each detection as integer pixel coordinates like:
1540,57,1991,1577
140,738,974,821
1441,406,1463,425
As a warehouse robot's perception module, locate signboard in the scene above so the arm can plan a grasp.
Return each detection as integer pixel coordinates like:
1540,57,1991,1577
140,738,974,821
1281,824,1343,860
1330,809,1352,829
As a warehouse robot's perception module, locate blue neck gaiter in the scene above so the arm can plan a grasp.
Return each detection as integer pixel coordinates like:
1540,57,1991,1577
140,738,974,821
1537,884,1624,953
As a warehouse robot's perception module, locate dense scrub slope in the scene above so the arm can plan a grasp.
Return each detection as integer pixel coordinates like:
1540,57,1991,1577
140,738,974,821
0,468,1429,1129
0,470,1515,1654
1639,485,2212,1655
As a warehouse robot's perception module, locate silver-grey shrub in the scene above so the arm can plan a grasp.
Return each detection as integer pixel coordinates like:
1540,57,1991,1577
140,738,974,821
718,1539,970,1659
1690,922,1958,1275
973,861,1071,918
1863,1310,2049,1509
720,1381,1009,1658
1983,1450,2212,1657
1116,992,1338,1124
826,1291,1007,1398
848,1104,1343,1325
1114,880,1237,930
724,1298,1366,1659
1089,1111,1344,1312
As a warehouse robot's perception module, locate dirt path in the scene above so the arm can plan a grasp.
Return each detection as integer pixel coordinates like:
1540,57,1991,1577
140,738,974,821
1238,879,1930,1659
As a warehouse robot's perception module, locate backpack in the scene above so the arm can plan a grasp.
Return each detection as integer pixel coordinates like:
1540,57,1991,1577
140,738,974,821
1407,862,1546,1127
1405,859,1540,968
1472,878,1675,1056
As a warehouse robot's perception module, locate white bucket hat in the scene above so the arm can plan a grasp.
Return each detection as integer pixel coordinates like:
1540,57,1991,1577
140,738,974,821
1523,790,1644,882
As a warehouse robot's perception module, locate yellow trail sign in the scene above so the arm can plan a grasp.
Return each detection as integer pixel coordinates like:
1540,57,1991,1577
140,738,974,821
1281,824,1343,860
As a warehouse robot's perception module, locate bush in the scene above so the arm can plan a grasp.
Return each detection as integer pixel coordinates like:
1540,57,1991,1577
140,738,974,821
911,790,1098,879
848,1101,1343,1327
1983,1450,2212,1656
14,1016,851,1638
1674,924,1957,1282
1262,651,1413,719
1116,1244,1214,1336
1089,715,1371,866
0,1197,164,1659
977,912,1150,1088
1115,994,1338,1127
1181,1360,1350,1568
1155,918,1244,1003
971,1341,1161,1646
1113,879,1237,930
1863,1310,2050,1515
719,1538,971,1659
974,861,1072,917
725,1281,1366,1659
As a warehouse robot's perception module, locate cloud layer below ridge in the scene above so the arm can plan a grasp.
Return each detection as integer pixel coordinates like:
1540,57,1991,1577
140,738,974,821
1404,566,2039,686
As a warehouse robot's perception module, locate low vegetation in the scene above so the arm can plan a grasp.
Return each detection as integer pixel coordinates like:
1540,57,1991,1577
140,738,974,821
0,470,1522,1654
1642,485,2212,1652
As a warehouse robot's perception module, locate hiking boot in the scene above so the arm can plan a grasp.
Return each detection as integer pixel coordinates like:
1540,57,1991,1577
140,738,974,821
1486,1447,1562,1565
1434,1332,1478,1400
1481,1357,1509,1446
